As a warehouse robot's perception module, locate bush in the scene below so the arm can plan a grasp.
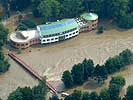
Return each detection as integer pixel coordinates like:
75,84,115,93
20,20,36,28
17,23,28,31
16,48,22,54
0,51,10,73
17,20,36,30
98,26,104,34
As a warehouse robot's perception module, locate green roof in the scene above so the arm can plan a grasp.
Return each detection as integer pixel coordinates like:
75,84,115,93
81,13,98,21
38,19,79,36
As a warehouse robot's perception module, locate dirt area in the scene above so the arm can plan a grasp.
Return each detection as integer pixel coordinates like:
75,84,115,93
0,20,133,99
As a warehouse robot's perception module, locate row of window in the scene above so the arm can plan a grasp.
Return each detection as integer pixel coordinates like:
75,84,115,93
92,24,97,27
42,31,79,42
43,28,77,38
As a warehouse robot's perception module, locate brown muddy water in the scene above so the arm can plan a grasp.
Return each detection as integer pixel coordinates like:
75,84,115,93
0,22,133,99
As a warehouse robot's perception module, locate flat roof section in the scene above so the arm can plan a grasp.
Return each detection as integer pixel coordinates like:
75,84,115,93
37,19,79,36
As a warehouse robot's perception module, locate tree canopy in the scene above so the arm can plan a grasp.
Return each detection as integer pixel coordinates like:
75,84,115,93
8,80,47,100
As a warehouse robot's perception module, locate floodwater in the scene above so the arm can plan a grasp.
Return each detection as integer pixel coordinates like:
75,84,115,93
0,21,133,99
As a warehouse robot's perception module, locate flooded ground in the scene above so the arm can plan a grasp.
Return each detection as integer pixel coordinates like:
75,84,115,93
0,21,133,99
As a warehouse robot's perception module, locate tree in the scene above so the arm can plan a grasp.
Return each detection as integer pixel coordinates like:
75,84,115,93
93,64,108,83
0,51,10,73
82,92,90,100
105,0,129,19
8,87,33,100
38,0,60,22
104,57,118,74
98,26,104,34
64,90,82,100
0,23,9,47
8,79,47,100
71,90,82,100
19,87,33,100
32,80,47,100
62,70,74,88
82,58,94,80
100,88,111,100
61,0,84,18
32,0,41,17
109,83,121,100
128,0,133,13
124,85,133,100
49,95,59,100
110,76,126,89
8,87,23,100
118,13,133,29
119,49,133,65
10,0,31,11
71,63,84,85
83,0,103,16
90,91,99,100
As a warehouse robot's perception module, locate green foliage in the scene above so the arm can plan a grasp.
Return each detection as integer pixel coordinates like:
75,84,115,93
8,87,33,100
82,92,90,100
49,95,59,100
62,49,133,88
7,87,23,100
32,0,41,17
110,76,126,88
17,48,22,54
32,80,47,100
0,51,10,73
10,0,31,11
0,23,9,47
61,0,84,18
98,26,104,34
118,13,133,29
71,64,84,85
109,83,121,100
64,90,82,100
8,80,47,100
100,88,111,100
70,90,82,100
17,23,28,31
90,91,99,100
20,20,36,28
105,0,129,19
62,70,73,88
119,49,133,65
124,85,133,100
82,58,94,80
38,0,61,22
128,0,133,13
17,20,36,30
93,64,108,83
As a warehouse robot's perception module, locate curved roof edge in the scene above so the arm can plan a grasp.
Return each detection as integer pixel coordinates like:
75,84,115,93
81,13,98,21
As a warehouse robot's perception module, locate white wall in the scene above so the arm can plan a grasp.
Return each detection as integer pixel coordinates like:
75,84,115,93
40,28,79,44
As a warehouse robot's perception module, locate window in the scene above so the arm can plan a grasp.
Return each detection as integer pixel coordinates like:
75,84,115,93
66,35,68,37
76,31,78,33
47,39,50,41
69,34,72,36
55,38,58,40
73,32,75,35
51,38,54,40
43,40,46,42
21,44,24,46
